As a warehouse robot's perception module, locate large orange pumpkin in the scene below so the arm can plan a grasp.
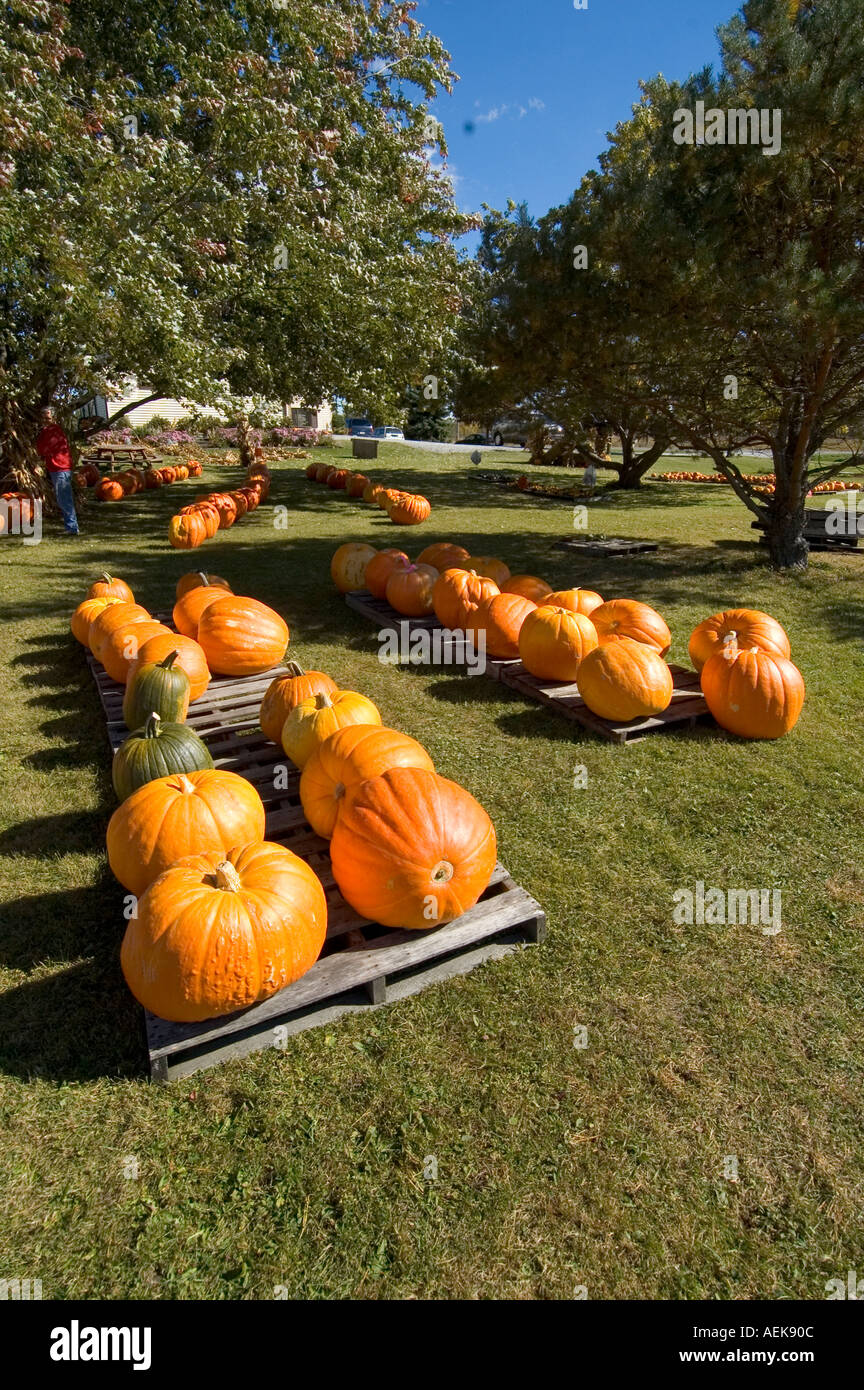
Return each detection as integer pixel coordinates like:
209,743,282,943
590,599,671,656
101,620,173,685
327,468,349,490
362,482,385,505
87,573,134,603
468,556,511,587
518,606,598,681
210,493,238,529
331,542,378,594
577,637,673,721
89,602,152,663
365,549,410,599
544,588,604,617
503,575,553,605
330,768,497,930
120,841,328,1022
259,663,339,744
700,637,804,739
299,725,435,838
168,512,208,549
385,563,439,617
70,595,124,646
107,769,266,897
173,585,231,640
197,596,290,675
388,493,431,525
130,632,211,701
175,572,233,600
432,568,499,630
416,542,471,571
377,487,401,511
347,472,370,497
467,592,537,659
281,689,382,770
688,609,791,673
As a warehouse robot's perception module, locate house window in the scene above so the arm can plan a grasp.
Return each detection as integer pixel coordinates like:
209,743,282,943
291,407,317,428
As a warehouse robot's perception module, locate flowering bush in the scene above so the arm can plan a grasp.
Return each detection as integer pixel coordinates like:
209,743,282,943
267,426,328,446
143,430,197,447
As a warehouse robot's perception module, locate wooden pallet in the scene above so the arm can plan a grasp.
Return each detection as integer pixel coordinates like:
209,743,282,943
498,662,714,743
343,591,517,679
554,536,659,557
86,635,546,1079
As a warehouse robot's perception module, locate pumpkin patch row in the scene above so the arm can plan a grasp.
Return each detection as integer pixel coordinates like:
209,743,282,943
82,460,203,502
656,470,861,495
168,470,271,549
304,460,431,525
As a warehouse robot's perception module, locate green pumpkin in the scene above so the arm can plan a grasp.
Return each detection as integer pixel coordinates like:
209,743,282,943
123,650,190,729
112,713,214,802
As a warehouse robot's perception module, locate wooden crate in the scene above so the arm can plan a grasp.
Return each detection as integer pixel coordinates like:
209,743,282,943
86,637,546,1079
553,536,659,557
498,662,714,744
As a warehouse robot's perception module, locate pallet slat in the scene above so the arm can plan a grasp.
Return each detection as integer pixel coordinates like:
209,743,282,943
553,537,659,557
499,662,714,743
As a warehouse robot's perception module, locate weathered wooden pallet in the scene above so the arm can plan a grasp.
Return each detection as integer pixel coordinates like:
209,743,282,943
342,591,517,680
554,536,659,557
85,633,546,1079
498,662,714,744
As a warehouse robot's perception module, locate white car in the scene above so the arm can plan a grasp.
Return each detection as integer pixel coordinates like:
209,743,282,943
373,426,405,440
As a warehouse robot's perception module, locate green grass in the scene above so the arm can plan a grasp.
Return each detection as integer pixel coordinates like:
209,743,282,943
1,443,863,1300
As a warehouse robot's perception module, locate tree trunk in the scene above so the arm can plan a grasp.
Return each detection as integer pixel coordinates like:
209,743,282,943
612,437,668,490
763,503,809,568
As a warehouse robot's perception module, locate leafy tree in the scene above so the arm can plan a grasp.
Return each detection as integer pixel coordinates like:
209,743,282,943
402,382,450,440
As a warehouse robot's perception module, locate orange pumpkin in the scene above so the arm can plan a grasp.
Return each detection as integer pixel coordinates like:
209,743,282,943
389,493,431,525
281,690,382,770
331,542,378,594
467,592,536,659
305,461,318,480
577,637,673,721
87,573,134,603
70,595,123,646
518,606,598,681
315,463,335,483
172,585,229,640
175,571,232,601
385,563,439,617
365,549,410,599
347,473,370,497
259,663,339,744
327,468,350,490
362,482,385,505
378,487,401,512
89,602,152,663
210,493,238,529
688,609,791,673
700,637,804,739
416,542,471,571
468,556,511,587
544,588,604,617
106,769,266,897
168,512,208,549
502,575,553,605
130,632,211,701
197,596,290,676
432,568,499,630
300,724,435,838
590,599,671,656
101,620,173,685
330,768,497,930
96,478,124,502
120,841,328,1022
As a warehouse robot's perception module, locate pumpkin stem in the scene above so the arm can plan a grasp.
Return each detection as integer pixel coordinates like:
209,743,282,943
283,661,305,677
214,860,242,893
144,712,162,738
431,860,455,885
197,571,209,584
159,650,180,670
315,691,333,709
722,632,739,660
99,572,113,584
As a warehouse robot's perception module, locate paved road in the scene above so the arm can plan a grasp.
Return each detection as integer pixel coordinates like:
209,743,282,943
334,436,521,456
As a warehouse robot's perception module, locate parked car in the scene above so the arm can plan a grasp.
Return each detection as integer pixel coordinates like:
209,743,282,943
373,426,405,440
489,415,564,448
458,432,488,446
347,416,374,437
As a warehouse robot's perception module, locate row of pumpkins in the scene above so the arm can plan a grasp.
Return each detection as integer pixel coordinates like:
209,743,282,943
69,571,497,1024
168,460,272,549
331,541,805,738
305,460,431,525
656,471,861,495
87,460,203,501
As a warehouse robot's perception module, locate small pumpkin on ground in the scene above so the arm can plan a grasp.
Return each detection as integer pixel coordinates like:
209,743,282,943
503,575,553,605
331,542,378,594
330,767,497,930
259,663,339,744
590,599,671,656
281,689,382,770
700,635,804,739
120,841,328,1023
577,637,673,721
300,725,435,838
688,609,791,673
432,568,499,630
388,493,432,525
112,713,214,801
123,650,191,729
197,596,289,676
87,573,134,603
347,473,370,498
385,563,439,617
467,592,537,659
362,482,385,505
168,512,208,549
518,606,598,681
544,588,604,617
106,768,266,897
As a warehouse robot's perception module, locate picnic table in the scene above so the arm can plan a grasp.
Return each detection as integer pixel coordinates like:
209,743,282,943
83,445,163,472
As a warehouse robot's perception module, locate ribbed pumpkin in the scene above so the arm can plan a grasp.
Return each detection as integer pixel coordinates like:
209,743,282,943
389,493,431,525
590,599,671,656
175,572,232,600
365,549,410,599
299,725,435,838
101,619,173,685
378,487,401,511
362,482,385,505
468,556,511,587
197,596,289,676
259,663,339,744
330,768,497,930
416,542,471,571
281,689,382,770
120,841,328,1022
385,563,439,617
112,713,214,801
432,568,499,630
577,637,673,721
211,493,238,529
688,609,791,673
106,769,266,897
168,512,207,549
96,478,124,501
518,606,598,681
700,636,804,739
89,602,152,663
467,592,537,659
503,575,553,605
544,588,604,617
130,632,211,701
87,573,134,603
173,585,229,640
123,650,191,729
70,595,123,646
347,473,369,497
316,463,336,483
331,542,378,594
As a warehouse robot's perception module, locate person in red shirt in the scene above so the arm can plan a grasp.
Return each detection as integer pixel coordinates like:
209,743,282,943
35,407,80,536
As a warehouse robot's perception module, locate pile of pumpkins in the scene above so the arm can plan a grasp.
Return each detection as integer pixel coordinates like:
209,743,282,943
86,460,203,502
304,460,431,525
331,542,805,739
168,462,271,549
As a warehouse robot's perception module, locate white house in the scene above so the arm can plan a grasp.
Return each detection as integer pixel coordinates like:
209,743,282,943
92,386,333,431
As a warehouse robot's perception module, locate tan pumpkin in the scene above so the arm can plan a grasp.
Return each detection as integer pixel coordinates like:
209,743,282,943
577,637,673,721
331,542,378,594
281,690,382,770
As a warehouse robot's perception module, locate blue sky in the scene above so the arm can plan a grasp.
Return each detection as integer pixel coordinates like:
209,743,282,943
417,0,739,222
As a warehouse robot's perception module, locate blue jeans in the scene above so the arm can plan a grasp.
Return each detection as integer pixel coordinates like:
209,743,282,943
50,470,79,534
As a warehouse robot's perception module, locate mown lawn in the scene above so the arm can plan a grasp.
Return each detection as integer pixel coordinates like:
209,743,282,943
1,441,862,1300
